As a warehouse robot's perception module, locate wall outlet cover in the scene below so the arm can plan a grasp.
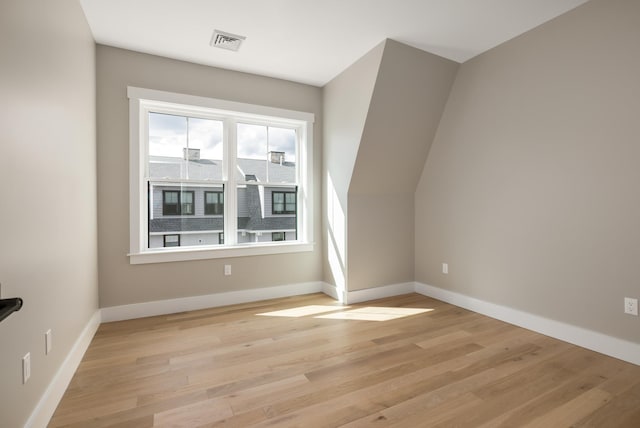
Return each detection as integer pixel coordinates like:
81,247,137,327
624,297,638,316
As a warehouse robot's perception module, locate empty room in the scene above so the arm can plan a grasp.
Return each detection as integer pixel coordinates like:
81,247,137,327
1,0,639,426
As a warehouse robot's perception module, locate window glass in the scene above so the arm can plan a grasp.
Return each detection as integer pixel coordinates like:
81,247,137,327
181,191,194,215
162,190,180,215
272,190,296,215
205,190,224,215
149,113,223,181
285,192,296,212
267,127,296,184
237,123,267,182
163,234,180,247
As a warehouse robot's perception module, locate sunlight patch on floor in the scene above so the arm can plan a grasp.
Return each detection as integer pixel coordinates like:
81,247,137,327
316,307,433,321
257,305,348,317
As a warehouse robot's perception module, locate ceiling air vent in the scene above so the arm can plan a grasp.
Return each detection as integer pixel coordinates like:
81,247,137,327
210,30,246,52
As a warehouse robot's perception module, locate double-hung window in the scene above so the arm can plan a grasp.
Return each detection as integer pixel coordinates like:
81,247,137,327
205,191,224,215
162,191,180,215
163,234,180,247
128,87,314,264
272,191,296,215
162,190,194,216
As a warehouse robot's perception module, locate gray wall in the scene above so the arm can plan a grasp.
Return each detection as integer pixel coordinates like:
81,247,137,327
323,39,457,292
97,46,323,308
347,40,458,291
0,1,98,426
322,42,385,290
415,0,640,343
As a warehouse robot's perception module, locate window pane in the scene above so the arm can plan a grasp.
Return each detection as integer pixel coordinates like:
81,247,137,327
149,113,187,180
238,185,297,244
149,113,223,181
271,189,296,215
165,191,178,204
149,113,187,158
181,191,194,215
267,127,296,184
187,117,223,181
205,190,224,215
272,191,284,214
150,185,224,249
162,191,180,215
237,123,267,182
164,234,180,247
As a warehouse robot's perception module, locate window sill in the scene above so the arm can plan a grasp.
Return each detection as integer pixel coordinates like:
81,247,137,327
129,242,314,264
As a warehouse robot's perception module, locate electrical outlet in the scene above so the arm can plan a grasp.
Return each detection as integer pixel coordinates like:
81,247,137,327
224,265,231,276
45,329,52,355
442,263,448,274
22,352,30,384
624,297,638,316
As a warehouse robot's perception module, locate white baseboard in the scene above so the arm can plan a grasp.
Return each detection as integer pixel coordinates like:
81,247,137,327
321,282,345,303
345,282,415,304
414,282,640,366
319,281,415,304
101,281,325,322
25,310,101,428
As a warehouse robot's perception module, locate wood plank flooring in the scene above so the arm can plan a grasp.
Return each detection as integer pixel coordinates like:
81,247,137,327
49,293,640,427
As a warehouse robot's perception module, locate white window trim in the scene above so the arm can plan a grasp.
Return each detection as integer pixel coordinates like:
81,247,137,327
128,87,314,264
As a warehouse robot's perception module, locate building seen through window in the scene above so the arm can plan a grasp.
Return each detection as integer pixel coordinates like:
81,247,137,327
148,113,298,249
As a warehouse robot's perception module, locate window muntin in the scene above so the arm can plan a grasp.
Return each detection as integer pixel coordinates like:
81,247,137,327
129,87,313,263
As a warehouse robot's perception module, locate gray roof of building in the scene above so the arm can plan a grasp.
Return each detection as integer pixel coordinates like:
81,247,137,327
149,156,295,183
237,158,295,183
149,157,222,180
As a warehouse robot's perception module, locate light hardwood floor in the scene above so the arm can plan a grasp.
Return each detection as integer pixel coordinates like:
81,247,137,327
50,293,640,427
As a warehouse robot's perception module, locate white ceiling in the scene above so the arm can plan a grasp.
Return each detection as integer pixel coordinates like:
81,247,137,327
80,0,590,87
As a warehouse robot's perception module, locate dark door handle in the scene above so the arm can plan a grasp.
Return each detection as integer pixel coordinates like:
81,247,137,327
0,298,23,323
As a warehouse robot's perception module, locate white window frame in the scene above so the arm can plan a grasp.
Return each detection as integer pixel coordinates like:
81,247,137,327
128,87,314,264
